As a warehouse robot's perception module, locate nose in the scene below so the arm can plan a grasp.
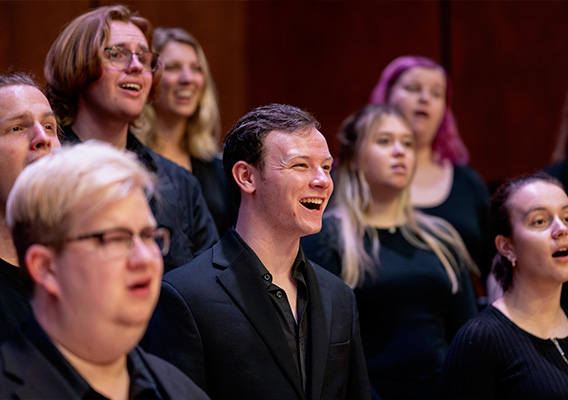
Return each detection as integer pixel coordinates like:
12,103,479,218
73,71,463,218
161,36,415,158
128,236,160,270
552,216,568,239
126,53,145,73
392,140,405,156
30,122,54,152
178,66,192,83
419,89,430,103
310,167,332,190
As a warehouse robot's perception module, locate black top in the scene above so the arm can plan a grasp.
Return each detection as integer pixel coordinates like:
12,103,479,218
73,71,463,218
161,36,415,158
61,127,219,273
143,228,372,400
22,317,164,399
191,156,237,236
0,316,210,399
302,216,478,399
419,165,493,280
256,247,309,390
440,305,568,400
0,258,30,344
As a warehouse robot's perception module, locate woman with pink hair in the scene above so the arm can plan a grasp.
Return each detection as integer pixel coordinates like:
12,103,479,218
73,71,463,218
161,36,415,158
370,56,492,293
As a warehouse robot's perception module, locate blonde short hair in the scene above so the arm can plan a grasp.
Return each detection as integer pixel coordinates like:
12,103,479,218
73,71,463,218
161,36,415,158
7,140,155,270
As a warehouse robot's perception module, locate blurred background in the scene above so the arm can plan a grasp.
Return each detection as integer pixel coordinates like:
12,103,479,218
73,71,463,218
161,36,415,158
2,0,567,188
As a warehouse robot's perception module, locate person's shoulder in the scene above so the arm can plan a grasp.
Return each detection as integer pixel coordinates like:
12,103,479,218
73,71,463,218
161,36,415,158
453,164,487,188
148,148,200,185
134,347,210,399
163,246,215,285
308,258,352,295
543,158,568,178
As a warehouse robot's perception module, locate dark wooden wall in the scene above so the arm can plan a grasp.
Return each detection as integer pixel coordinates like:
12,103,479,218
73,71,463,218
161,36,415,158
1,0,567,187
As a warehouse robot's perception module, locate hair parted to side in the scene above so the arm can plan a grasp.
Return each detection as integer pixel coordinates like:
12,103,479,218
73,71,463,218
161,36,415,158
6,140,155,294
44,4,163,127
222,103,320,207
490,172,563,292
369,55,469,166
133,27,221,161
331,103,478,290
0,71,40,90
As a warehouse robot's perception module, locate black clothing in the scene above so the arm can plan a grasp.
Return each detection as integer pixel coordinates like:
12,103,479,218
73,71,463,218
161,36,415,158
258,252,309,389
419,165,493,280
302,216,478,399
191,156,237,236
0,258,30,343
0,317,210,399
440,305,568,399
143,228,372,400
61,127,219,273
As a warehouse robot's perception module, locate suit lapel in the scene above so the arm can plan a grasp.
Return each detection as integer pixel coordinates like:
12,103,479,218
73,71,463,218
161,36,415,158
305,261,332,400
1,334,79,399
213,232,306,399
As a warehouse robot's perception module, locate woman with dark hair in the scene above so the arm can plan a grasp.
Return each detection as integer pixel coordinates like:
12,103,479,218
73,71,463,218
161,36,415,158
440,172,568,399
302,104,478,399
370,56,493,287
134,27,236,235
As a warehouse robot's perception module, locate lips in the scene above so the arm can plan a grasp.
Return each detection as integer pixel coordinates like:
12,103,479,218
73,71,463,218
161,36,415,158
414,110,429,118
120,83,141,92
391,163,407,173
299,197,324,211
553,247,568,258
175,89,195,99
127,277,153,296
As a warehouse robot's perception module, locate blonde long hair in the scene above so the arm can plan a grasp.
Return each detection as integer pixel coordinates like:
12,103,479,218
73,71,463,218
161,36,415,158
134,27,221,161
332,104,478,291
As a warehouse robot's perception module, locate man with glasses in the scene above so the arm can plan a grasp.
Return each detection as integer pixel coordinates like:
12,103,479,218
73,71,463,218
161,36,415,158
0,73,61,343
0,141,209,399
44,4,218,273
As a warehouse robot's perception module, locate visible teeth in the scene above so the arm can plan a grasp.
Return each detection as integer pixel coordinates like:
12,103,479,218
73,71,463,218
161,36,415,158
301,198,323,204
176,90,194,98
553,248,568,257
121,83,141,91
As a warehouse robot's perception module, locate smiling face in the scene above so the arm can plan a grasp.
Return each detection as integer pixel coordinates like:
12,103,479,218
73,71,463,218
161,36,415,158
0,85,60,209
253,128,333,239
361,113,416,200
498,181,568,288
388,66,446,150
52,187,163,337
154,41,204,121
80,21,153,124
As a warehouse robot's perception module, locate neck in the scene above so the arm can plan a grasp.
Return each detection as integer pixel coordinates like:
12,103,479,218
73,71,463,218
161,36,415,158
235,209,299,278
415,144,435,168
0,216,18,266
365,190,406,228
155,113,187,147
56,343,129,400
495,282,567,338
73,106,129,148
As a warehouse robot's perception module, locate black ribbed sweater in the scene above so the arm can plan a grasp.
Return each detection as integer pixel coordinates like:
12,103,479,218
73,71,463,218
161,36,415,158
440,305,568,399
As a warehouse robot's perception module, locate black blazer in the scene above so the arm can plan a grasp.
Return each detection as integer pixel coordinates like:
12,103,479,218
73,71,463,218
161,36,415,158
0,332,210,399
143,229,371,400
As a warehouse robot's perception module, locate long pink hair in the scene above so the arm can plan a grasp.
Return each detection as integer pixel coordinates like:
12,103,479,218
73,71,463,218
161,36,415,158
369,55,469,165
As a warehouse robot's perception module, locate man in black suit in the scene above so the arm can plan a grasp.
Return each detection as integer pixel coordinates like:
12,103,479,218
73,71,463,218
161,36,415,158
0,141,209,399
143,103,371,399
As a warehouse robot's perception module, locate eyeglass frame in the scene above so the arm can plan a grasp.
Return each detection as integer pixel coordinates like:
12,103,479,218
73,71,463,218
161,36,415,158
65,226,170,258
103,46,160,72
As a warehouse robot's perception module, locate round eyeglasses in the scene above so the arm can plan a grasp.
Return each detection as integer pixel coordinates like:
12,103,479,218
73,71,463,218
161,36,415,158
103,46,159,72
66,226,170,259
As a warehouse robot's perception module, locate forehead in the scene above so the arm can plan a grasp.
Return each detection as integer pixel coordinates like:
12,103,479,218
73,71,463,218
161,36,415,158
161,41,197,60
107,21,149,48
374,114,413,136
397,66,446,86
509,181,568,216
0,85,52,120
263,127,331,160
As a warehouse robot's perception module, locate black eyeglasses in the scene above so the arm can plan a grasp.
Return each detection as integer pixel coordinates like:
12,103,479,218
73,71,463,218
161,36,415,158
103,46,159,72
66,227,170,258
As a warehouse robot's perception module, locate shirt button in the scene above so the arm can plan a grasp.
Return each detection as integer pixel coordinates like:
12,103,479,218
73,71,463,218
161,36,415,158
263,273,271,281
276,291,283,298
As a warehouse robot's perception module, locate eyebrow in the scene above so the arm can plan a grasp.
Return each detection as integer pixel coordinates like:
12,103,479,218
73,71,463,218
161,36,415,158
523,205,568,218
108,42,150,51
1,111,56,124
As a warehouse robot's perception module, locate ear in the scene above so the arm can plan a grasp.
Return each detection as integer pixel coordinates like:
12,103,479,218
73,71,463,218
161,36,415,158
232,160,257,195
25,244,60,297
495,234,515,260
